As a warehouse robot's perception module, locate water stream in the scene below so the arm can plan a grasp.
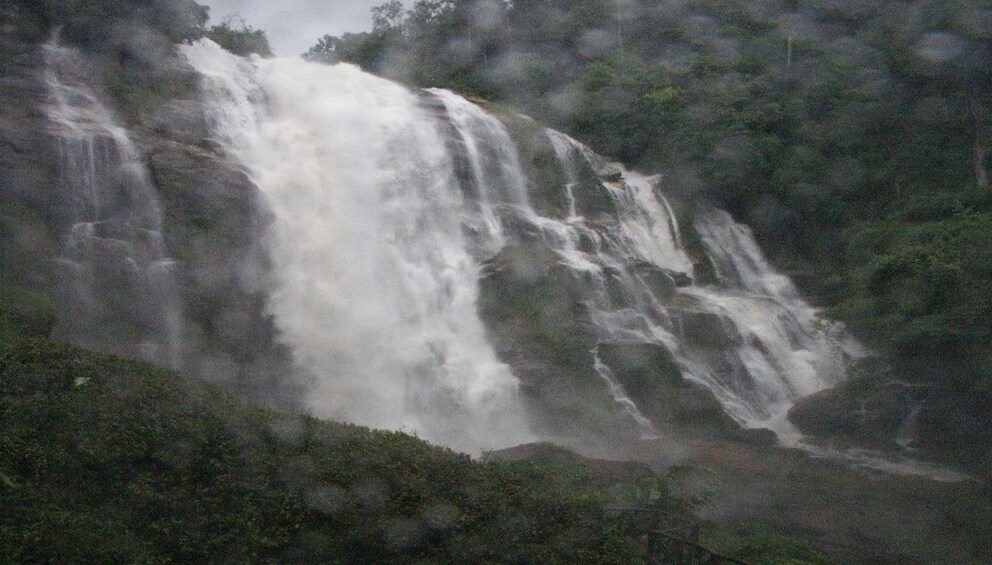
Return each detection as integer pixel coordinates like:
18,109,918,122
43,39,182,367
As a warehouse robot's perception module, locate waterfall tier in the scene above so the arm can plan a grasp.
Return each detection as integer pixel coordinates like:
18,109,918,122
43,40,182,367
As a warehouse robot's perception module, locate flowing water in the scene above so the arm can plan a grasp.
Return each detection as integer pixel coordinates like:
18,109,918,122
536,131,857,434
43,40,182,367
181,41,532,452
181,39,860,452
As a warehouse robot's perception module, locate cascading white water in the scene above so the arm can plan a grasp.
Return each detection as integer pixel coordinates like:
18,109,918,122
592,348,659,437
43,40,182,367
686,209,856,428
546,130,581,220
419,98,854,436
180,40,531,452
537,131,857,433
546,120,968,482
427,96,660,437
181,37,858,449
425,88,536,259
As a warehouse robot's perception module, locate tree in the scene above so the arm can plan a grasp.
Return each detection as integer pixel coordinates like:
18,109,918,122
206,19,273,57
371,0,405,32
303,34,343,63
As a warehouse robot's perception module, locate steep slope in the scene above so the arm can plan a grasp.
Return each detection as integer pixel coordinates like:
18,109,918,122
310,0,992,478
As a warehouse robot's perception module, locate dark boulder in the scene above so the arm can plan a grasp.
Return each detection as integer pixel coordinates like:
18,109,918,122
787,379,932,449
677,311,741,349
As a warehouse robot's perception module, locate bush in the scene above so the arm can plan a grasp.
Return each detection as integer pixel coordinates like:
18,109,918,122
0,285,56,343
0,340,654,563
206,22,273,57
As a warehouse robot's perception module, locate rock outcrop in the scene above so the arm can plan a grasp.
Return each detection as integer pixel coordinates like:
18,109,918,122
788,378,929,449
478,242,626,439
789,375,992,479
0,19,302,406
0,24,62,293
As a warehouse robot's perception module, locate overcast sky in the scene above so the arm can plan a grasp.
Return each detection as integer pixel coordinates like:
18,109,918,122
200,0,398,56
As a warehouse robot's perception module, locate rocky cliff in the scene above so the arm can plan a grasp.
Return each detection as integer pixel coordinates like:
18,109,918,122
0,21,857,452
0,13,302,409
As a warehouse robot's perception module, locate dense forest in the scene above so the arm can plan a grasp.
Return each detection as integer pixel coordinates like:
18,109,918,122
307,0,992,469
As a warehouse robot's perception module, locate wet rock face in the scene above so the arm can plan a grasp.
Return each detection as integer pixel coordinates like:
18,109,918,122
790,375,992,479
477,242,732,442
0,33,62,290
149,141,259,263
142,107,304,407
495,113,571,219
148,141,285,390
478,242,621,438
0,31,303,407
144,99,210,147
571,155,618,218
596,342,727,435
677,311,741,349
787,379,930,449
629,261,678,302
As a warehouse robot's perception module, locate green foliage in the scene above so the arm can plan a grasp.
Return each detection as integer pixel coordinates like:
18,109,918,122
206,22,273,57
302,34,345,63
371,0,405,32
729,531,832,565
0,285,56,343
7,0,209,126
0,339,685,563
571,52,679,168
841,198,992,355
18,0,208,47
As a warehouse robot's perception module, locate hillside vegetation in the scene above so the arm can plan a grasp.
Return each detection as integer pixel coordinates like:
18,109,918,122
0,336,836,563
0,338,645,563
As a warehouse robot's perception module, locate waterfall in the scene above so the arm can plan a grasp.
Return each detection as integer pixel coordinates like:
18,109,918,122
425,88,536,258
180,40,532,452
534,131,857,433
181,39,857,449
686,209,855,427
43,40,182,367
393,89,856,436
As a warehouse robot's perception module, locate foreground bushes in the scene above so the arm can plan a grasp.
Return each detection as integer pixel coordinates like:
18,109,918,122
0,339,651,563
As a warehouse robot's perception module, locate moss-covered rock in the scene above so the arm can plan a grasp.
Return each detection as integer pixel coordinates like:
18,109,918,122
789,361,992,480
787,378,925,449
496,112,571,218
